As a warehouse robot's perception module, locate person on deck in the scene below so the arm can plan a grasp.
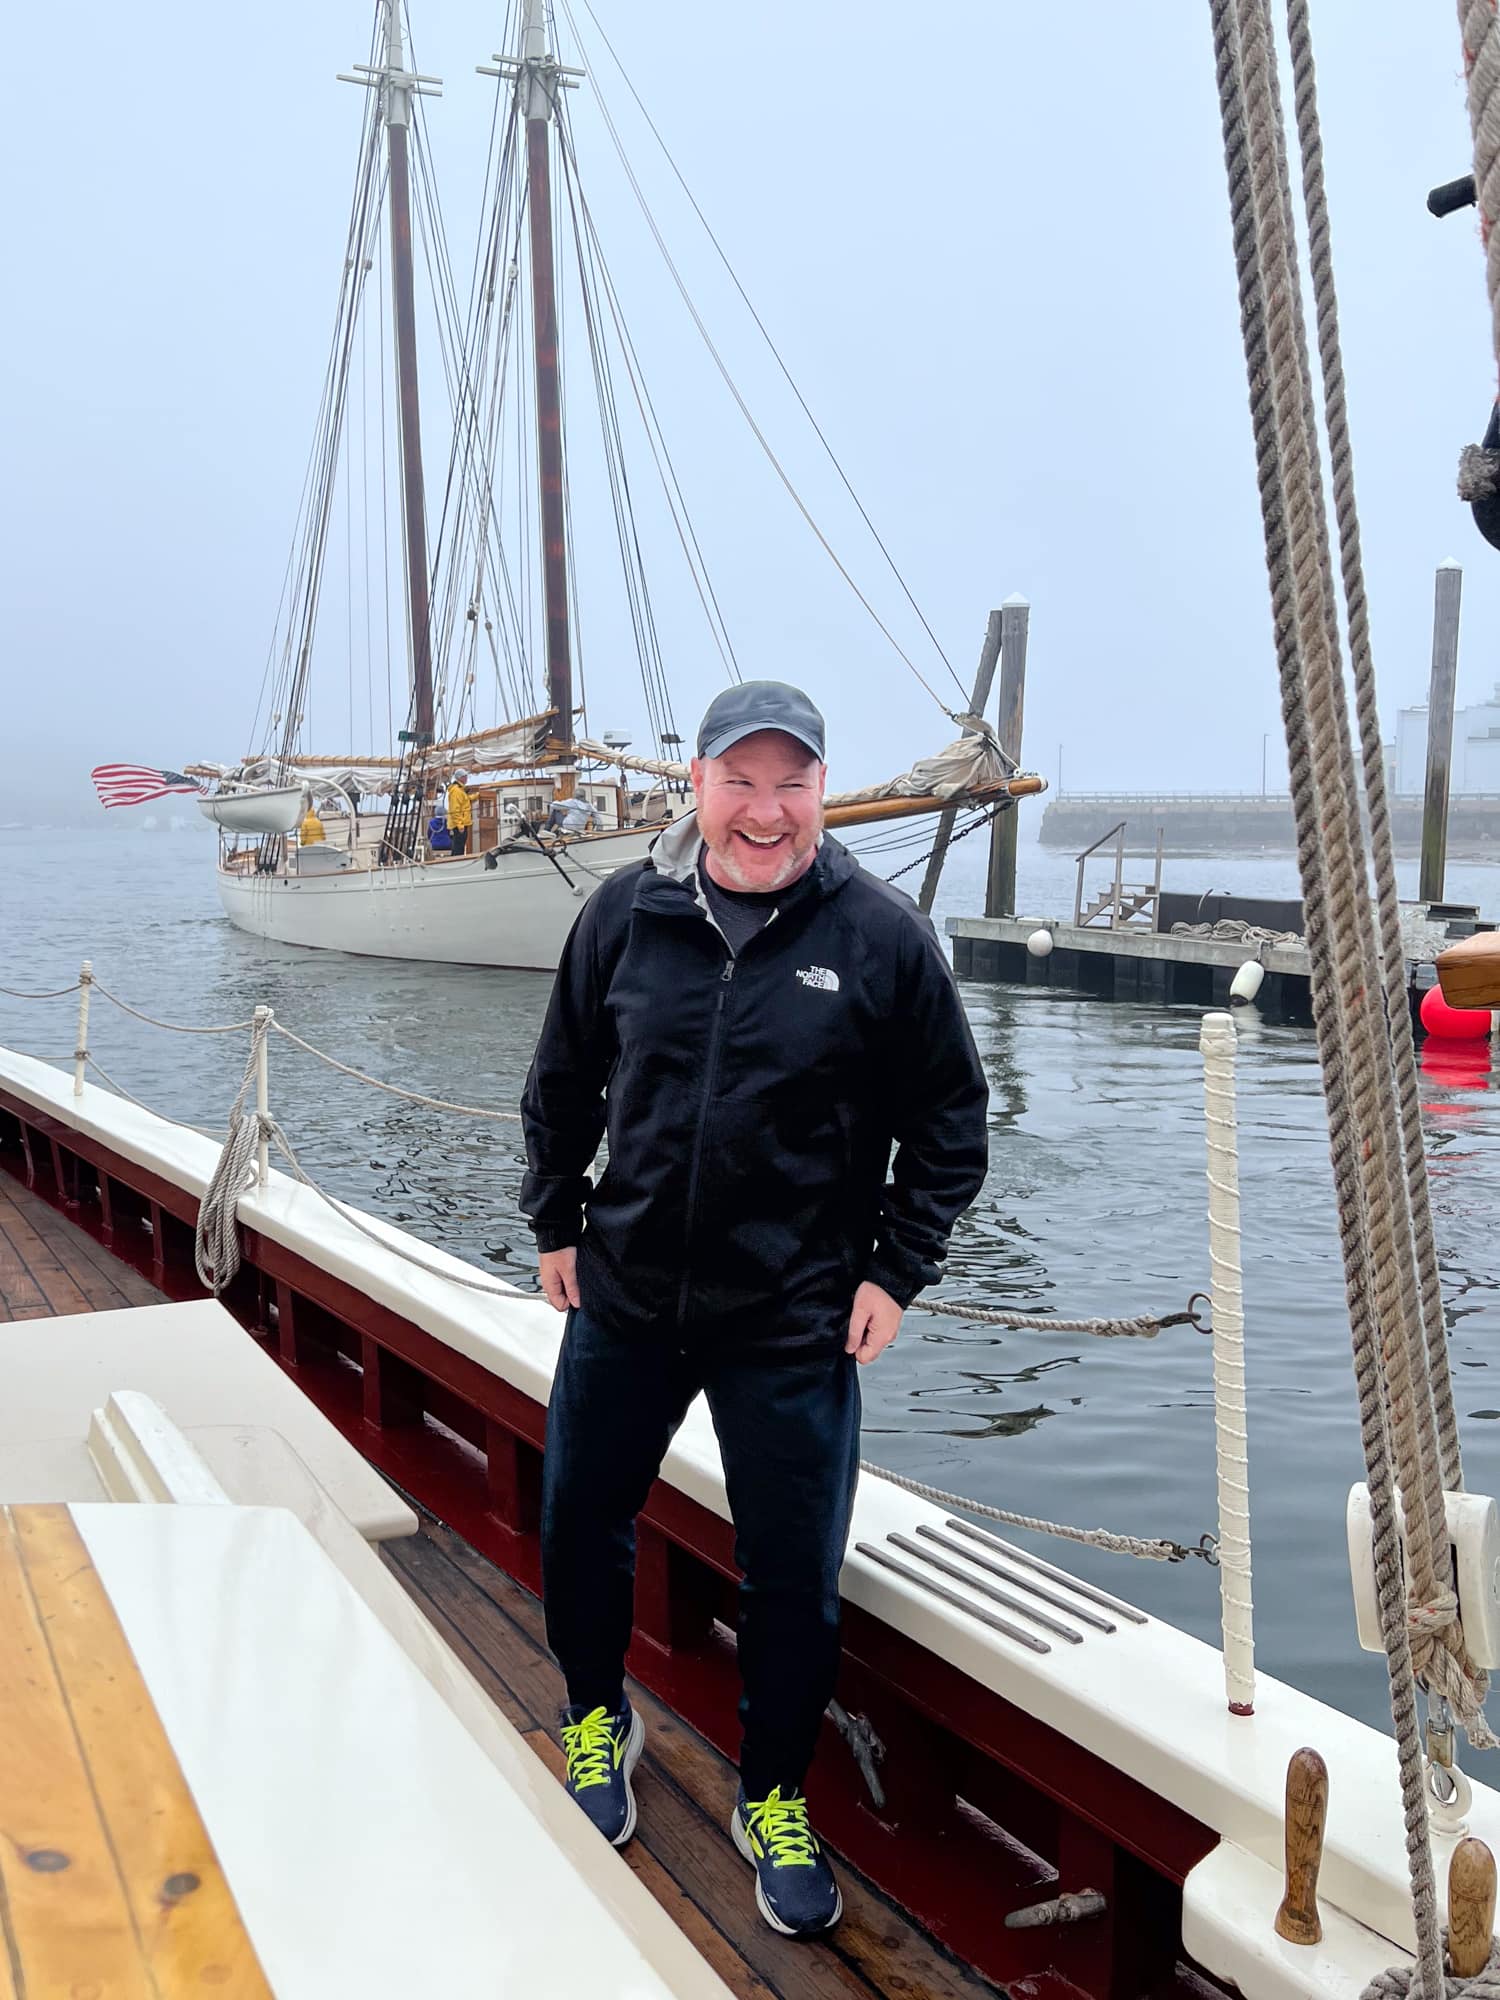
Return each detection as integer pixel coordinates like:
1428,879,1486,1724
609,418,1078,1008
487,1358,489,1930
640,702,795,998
446,770,474,857
545,792,602,836
520,680,988,1939
298,805,325,845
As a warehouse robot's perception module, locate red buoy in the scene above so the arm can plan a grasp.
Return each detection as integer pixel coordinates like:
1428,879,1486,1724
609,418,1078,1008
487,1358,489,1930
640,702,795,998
1420,984,1492,1041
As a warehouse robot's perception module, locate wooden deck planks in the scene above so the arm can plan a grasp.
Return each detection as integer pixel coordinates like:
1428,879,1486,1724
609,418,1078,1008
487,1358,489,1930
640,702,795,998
383,1513,1007,2000
0,1174,165,1320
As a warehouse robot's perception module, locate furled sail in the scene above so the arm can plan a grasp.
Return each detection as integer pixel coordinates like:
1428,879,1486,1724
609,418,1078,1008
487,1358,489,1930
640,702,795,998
571,723,1024,809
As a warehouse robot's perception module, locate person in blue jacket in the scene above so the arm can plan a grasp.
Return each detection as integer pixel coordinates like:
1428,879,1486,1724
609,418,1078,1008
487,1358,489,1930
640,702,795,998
520,681,988,1938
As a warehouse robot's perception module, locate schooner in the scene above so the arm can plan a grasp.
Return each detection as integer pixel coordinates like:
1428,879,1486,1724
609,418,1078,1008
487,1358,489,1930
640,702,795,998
192,0,1043,970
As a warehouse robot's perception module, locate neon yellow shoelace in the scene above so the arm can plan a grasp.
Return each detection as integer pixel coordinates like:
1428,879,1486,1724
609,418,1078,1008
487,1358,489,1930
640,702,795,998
744,1788,818,1868
562,1706,618,1791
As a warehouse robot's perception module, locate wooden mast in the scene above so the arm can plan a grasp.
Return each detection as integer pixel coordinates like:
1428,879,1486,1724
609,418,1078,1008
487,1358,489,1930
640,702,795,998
379,1,437,742
519,0,575,793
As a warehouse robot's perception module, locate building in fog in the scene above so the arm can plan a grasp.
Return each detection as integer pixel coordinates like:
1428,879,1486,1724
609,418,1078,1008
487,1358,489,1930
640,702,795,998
1389,685,1500,794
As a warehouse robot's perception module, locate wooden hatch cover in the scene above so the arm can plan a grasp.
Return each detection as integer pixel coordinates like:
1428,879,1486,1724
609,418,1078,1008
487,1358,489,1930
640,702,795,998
0,1503,273,1998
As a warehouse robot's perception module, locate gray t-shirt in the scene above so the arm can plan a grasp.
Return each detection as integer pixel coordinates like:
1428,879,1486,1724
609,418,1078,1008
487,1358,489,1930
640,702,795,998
698,847,781,956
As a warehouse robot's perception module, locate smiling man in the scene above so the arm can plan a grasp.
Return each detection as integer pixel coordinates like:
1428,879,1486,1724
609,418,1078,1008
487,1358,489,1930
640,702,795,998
520,680,988,1938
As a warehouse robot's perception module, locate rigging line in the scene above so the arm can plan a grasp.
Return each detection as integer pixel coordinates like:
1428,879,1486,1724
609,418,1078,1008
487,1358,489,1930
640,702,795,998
362,276,373,750
462,112,529,724
555,129,666,744
441,107,522,665
556,109,741,696
253,4,385,757
379,202,394,750
559,134,679,752
558,0,966,717
569,0,963,699
280,122,387,768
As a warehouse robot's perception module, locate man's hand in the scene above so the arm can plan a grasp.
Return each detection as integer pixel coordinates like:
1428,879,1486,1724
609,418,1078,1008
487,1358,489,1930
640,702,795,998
539,1246,581,1312
846,1280,903,1366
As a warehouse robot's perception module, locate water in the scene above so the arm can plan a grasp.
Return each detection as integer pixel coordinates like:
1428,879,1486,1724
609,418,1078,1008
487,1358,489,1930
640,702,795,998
6,822,1500,1736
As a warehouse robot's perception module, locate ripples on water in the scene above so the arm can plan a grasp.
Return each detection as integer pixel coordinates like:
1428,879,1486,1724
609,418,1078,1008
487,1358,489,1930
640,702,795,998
5,824,1500,1734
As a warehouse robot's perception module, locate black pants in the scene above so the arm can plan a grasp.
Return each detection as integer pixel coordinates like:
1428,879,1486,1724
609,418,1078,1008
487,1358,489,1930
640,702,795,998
451,826,469,856
541,1307,861,1799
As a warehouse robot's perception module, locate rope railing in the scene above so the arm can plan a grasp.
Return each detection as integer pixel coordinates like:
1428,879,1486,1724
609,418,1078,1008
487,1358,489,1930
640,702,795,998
0,960,1235,1577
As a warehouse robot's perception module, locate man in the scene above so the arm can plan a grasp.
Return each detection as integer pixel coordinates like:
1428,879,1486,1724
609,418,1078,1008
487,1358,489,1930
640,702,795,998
545,791,603,836
520,681,987,1938
446,769,473,857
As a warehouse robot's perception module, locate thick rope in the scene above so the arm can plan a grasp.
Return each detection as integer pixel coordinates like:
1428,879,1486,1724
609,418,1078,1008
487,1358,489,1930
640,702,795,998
1218,15,1445,1995
854,1459,1214,1565
90,982,256,1036
194,1030,265,1292
1286,0,1460,1500
1363,1938,1500,2000
270,1021,522,1122
912,1295,1203,1339
1211,4,1493,1990
86,1057,224,1138
1277,3,1482,1776
1457,0,1500,388
0,981,82,1001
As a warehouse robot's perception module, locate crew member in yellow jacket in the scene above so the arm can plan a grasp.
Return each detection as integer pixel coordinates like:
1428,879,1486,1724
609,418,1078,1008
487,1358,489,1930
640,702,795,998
299,805,325,845
446,770,474,857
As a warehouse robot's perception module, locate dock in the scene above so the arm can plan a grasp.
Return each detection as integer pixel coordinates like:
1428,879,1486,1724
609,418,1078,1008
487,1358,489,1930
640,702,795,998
949,903,1482,1018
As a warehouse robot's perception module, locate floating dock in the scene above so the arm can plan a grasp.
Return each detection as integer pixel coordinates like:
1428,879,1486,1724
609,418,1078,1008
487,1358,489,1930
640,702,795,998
948,903,1486,1020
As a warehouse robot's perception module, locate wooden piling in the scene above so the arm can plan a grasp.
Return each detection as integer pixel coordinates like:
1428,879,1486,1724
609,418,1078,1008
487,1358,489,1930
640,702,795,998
1419,560,1463,906
985,596,1031,920
917,610,1003,915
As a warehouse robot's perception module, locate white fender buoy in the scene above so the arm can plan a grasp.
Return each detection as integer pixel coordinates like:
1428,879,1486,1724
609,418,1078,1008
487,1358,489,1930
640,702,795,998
1230,959,1264,1005
1026,928,1054,959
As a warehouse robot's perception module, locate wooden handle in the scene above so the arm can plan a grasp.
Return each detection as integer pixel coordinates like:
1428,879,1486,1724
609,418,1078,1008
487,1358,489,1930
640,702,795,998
1449,1837,1497,1979
1274,1747,1328,1946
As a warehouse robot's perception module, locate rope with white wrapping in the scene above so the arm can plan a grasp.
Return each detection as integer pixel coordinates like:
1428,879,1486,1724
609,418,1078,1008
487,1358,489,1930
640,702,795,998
1210,4,1493,1993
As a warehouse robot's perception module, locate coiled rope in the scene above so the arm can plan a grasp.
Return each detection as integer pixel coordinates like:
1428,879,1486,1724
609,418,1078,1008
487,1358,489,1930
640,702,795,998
1362,1939,1500,2000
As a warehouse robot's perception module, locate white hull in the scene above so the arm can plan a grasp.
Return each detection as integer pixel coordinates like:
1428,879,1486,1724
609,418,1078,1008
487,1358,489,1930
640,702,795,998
216,826,660,970
198,786,307,834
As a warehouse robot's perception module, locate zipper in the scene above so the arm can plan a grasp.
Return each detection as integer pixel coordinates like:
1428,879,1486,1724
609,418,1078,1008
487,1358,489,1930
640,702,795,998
675,953,735,1331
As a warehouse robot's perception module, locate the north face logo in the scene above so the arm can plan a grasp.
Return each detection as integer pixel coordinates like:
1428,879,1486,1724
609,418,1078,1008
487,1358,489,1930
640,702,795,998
795,966,840,992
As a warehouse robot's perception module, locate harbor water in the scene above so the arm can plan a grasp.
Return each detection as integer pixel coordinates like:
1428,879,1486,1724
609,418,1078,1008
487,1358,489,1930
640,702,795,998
5,821,1500,1739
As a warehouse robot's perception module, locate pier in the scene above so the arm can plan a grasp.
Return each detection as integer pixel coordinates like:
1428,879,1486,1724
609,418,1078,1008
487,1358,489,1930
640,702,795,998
948,902,1484,1019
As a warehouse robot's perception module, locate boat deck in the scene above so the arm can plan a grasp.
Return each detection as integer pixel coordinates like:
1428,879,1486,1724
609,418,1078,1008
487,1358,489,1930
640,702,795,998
385,1509,1009,2000
0,1172,1006,2000
0,1173,166,1319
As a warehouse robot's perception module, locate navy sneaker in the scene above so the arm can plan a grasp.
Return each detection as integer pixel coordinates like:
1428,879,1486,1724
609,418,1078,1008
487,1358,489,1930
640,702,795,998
560,1699,645,1846
731,1786,843,1936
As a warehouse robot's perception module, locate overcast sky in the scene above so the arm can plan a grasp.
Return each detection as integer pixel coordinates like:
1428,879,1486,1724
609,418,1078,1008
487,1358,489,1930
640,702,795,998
5,1,1495,821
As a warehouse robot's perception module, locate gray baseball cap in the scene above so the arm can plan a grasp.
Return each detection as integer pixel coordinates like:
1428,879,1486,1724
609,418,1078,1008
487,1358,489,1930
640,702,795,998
696,681,826,762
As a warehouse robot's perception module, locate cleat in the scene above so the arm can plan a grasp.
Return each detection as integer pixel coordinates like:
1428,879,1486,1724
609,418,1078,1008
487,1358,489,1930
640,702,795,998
560,1699,645,1846
731,1786,842,1936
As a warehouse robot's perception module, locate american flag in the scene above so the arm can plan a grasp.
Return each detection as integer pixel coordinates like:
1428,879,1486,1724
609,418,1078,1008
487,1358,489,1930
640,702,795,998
90,764,202,810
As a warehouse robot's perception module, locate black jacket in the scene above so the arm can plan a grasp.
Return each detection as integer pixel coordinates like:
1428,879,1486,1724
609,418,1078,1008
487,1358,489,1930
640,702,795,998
519,817,989,1351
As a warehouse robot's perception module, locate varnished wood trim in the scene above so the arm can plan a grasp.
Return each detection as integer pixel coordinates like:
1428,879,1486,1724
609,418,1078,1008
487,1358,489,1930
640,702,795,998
0,1506,153,1996
11,1504,275,1996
